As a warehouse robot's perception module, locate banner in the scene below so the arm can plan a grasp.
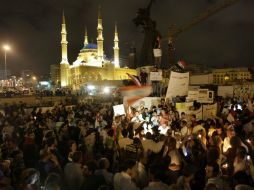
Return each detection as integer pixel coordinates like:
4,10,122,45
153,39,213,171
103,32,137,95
128,97,161,110
150,72,162,81
175,102,202,120
203,103,217,120
218,86,233,97
166,71,189,99
113,104,126,116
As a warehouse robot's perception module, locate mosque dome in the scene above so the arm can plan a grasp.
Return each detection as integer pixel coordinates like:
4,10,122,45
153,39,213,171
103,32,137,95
83,43,97,49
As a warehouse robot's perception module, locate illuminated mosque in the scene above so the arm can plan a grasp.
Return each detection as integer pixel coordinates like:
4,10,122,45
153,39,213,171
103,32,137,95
60,7,137,90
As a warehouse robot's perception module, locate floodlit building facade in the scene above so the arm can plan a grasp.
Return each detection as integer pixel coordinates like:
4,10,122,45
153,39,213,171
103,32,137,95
59,8,137,90
212,68,252,85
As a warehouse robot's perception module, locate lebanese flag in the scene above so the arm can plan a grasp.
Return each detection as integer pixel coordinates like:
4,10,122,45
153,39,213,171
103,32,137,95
126,73,141,86
177,60,187,69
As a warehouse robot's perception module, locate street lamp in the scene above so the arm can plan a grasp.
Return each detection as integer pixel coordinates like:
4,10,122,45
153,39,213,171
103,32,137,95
3,45,10,80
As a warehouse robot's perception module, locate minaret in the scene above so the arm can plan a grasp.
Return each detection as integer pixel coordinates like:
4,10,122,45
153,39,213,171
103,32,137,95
60,11,70,87
97,6,104,62
84,27,88,47
113,22,120,68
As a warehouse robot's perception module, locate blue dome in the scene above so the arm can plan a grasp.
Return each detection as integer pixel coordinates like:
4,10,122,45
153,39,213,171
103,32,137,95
83,43,97,49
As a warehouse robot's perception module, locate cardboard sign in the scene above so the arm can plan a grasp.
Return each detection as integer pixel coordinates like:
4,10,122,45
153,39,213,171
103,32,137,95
218,86,233,97
203,103,217,120
166,71,189,99
187,90,199,101
198,89,208,103
153,49,162,57
131,97,161,110
150,72,162,81
113,104,126,116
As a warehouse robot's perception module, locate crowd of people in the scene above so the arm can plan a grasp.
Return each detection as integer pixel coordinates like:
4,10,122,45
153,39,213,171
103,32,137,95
0,96,253,190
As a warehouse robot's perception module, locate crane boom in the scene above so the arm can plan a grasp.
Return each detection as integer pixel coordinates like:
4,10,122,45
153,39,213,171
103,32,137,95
165,0,239,68
168,0,239,40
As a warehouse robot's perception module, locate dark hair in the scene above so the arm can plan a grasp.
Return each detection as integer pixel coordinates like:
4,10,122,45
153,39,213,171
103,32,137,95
20,168,40,186
236,146,247,159
46,137,56,147
181,120,187,126
86,160,98,174
98,158,109,169
68,140,76,150
182,164,196,177
230,136,241,149
149,163,165,181
121,129,128,138
207,146,220,164
44,173,61,190
72,151,82,163
122,159,136,172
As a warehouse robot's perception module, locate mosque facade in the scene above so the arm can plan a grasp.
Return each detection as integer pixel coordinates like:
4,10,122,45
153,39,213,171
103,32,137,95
60,8,137,90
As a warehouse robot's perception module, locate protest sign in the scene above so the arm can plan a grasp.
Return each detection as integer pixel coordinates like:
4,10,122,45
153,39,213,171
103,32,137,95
218,86,233,97
153,49,162,57
187,90,199,102
113,104,126,116
202,103,217,120
166,71,189,99
131,97,161,110
150,72,162,81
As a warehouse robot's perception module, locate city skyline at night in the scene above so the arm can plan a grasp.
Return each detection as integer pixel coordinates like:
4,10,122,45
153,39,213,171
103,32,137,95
0,0,254,75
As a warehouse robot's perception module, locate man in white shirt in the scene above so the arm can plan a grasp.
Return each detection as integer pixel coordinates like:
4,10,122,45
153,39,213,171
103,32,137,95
180,120,191,138
114,160,139,190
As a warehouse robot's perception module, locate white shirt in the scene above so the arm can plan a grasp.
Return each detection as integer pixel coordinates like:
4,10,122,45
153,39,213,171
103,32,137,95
158,126,170,135
114,172,139,190
223,137,249,153
223,137,231,153
137,162,148,189
180,126,192,137
142,139,163,153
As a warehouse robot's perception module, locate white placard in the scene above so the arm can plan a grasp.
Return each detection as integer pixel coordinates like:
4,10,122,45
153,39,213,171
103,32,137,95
218,86,233,97
131,97,161,110
166,71,189,99
198,89,209,103
113,104,126,116
175,102,202,120
187,90,199,101
153,49,162,57
150,72,162,81
203,103,217,120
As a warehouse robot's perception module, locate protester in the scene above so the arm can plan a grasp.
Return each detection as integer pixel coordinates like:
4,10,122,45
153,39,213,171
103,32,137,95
0,94,253,190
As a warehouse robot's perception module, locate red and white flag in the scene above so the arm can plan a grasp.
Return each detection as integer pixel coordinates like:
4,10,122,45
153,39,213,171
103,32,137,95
126,73,141,86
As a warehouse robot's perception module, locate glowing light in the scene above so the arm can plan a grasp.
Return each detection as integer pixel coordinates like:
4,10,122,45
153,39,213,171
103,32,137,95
87,85,95,90
222,163,228,169
40,81,49,85
103,87,110,94
3,45,10,51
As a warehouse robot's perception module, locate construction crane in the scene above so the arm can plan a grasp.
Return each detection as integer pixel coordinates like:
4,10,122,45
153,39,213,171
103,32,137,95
165,0,239,68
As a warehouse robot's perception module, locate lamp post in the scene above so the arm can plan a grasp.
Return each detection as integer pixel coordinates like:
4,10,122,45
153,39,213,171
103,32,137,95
3,45,10,80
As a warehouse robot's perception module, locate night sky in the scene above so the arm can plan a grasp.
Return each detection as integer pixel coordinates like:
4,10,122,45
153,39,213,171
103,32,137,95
0,0,254,75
